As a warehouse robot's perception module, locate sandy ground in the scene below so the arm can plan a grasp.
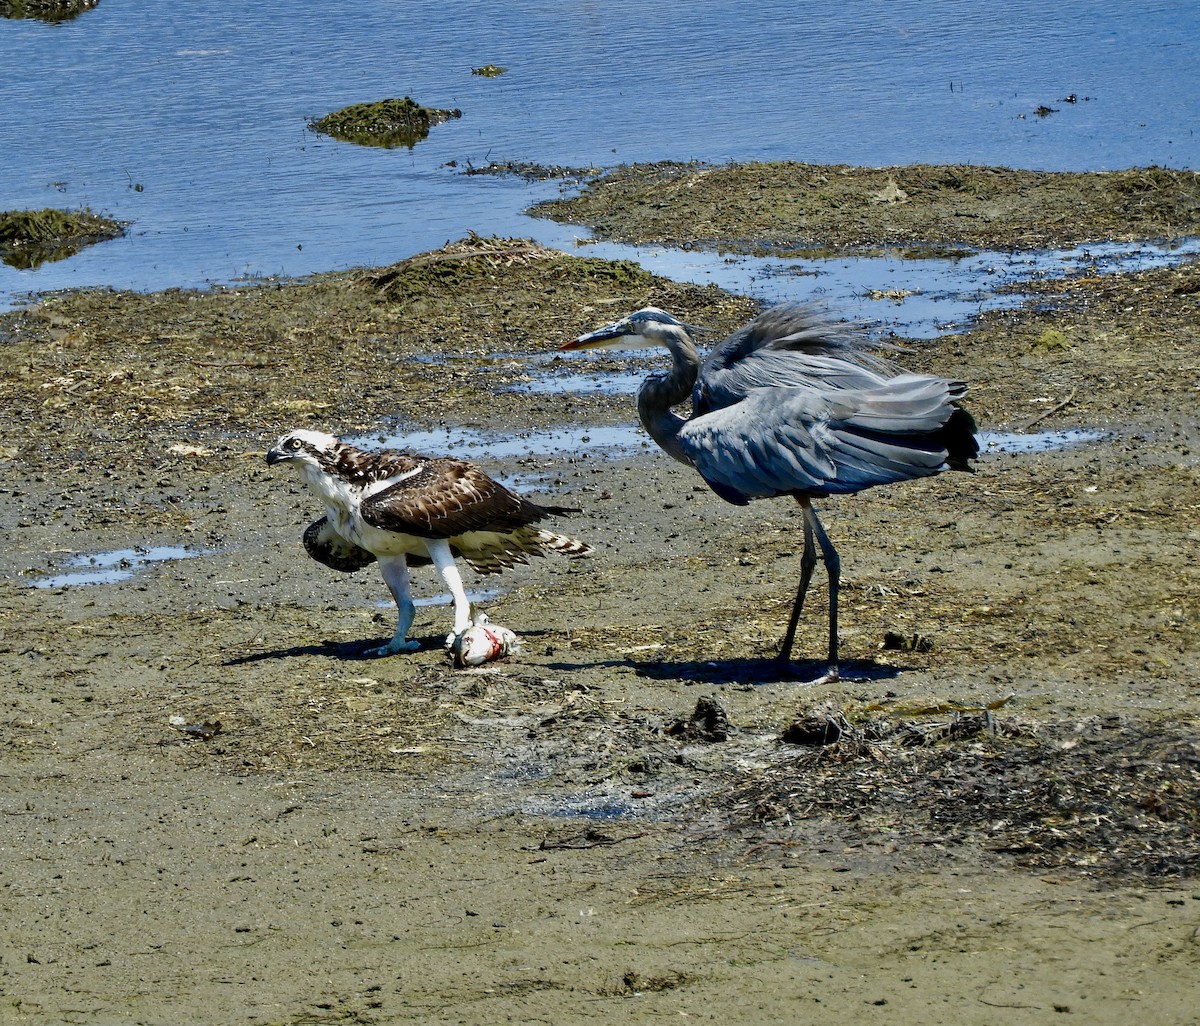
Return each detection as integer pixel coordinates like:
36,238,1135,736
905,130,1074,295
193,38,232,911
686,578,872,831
1,170,1199,1024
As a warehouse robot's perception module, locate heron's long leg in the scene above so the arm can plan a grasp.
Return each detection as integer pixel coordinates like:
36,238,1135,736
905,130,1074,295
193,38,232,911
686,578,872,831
778,498,817,664
778,498,840,683
805,503,841,682
424,538,473,645
368,555,420,656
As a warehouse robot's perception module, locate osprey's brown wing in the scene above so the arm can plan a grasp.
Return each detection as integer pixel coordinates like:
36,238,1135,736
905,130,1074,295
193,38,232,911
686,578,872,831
302,516,376,573
359,457,569,539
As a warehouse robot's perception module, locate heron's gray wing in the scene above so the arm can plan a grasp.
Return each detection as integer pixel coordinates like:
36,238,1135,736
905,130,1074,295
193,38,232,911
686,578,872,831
680,378,963,501
302,516,376,573
696,304,895,412
699,351,896,413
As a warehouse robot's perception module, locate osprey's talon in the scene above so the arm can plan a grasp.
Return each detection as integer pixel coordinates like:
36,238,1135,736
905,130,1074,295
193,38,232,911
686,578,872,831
366,638,421,657
445,615,475,650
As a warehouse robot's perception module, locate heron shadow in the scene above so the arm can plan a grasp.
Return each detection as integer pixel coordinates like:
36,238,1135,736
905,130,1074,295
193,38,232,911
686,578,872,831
546,654,900,686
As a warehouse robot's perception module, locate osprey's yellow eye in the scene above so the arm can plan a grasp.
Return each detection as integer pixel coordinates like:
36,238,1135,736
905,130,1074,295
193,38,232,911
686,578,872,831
287,437,302,450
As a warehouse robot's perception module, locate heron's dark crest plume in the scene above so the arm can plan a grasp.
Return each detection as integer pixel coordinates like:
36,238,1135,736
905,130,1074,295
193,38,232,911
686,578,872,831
560,304,978,682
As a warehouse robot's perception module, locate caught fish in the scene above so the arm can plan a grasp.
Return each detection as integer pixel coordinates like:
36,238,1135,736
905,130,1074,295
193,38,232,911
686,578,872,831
450,613,520,668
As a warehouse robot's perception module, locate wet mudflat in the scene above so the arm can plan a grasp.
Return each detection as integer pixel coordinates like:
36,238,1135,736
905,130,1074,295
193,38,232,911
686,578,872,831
1,175,1198,1024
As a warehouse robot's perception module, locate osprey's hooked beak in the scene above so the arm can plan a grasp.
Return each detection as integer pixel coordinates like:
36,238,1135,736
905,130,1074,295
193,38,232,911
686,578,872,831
265,444,299,466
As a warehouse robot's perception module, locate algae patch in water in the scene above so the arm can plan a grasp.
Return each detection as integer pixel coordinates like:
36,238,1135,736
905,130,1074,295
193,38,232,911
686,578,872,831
310,96,462,149
471,64,508,78
0,0,99,21
0,207,125,269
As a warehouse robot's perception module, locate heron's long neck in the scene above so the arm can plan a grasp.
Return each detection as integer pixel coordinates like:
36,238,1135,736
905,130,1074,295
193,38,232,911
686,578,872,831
636,328,700,466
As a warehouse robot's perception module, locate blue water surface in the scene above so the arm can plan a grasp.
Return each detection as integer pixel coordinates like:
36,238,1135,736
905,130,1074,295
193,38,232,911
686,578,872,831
1,1,1196,312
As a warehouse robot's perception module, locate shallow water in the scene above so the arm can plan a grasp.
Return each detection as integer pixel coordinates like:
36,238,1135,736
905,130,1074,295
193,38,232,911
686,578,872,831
357,423,649,460
29,545,198,588
509,368,648,396
2,1,1197,318
539,234,1200,339
357,423,1103,474
979,427,1108,454
411,587,504,610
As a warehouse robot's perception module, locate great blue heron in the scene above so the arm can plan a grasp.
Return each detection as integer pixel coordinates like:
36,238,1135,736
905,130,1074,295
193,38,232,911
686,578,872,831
560,305,978,682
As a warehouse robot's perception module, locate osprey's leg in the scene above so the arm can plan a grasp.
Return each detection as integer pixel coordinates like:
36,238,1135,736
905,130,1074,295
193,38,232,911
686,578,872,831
424,539,473,647
366,555,420,656
777,498,840,684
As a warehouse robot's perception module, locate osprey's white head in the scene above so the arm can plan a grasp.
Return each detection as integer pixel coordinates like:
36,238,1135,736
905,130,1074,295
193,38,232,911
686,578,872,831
266,428,356,515
265,429,340,470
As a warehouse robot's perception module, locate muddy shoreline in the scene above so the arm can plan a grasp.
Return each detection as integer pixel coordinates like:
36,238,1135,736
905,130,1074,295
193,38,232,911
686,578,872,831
2,166,1198,1024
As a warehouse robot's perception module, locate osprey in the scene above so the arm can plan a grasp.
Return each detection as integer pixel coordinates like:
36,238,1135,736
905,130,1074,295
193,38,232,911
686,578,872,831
265,429,593,656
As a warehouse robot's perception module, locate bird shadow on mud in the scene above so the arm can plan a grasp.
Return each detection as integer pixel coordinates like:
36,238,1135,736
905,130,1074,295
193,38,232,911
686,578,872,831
223,633,446,665
548,654,901,686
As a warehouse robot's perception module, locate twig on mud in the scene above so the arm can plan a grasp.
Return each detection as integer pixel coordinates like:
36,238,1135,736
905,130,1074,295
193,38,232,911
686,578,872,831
539,827,648,851
192,360,277,368
977,983,1042,1010
741,839,803,859
1018,388,1077,430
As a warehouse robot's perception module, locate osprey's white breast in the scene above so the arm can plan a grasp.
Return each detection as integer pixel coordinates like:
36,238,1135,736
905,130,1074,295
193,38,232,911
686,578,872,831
300,462,431,558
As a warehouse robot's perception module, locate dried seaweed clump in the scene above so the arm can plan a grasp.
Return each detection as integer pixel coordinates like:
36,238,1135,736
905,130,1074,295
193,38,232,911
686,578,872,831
665,696,731,743
728,705,1200,881
363,233,655,300
0,208,125,269
310,96,462,149
532,161,1200,253
0,0,98,21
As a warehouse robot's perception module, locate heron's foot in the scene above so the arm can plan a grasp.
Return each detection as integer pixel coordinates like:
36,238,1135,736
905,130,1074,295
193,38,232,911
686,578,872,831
777,657,840,685
365,637,421,657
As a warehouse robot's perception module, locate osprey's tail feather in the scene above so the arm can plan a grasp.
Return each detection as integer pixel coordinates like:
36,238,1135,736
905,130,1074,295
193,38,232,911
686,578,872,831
457,527,593,575
534,529,594,558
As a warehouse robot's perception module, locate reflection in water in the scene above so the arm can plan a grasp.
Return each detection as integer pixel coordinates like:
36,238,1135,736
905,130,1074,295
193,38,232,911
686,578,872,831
308,96,462,150
509,369,647,396
362,423,1107,470
409,587,504,610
